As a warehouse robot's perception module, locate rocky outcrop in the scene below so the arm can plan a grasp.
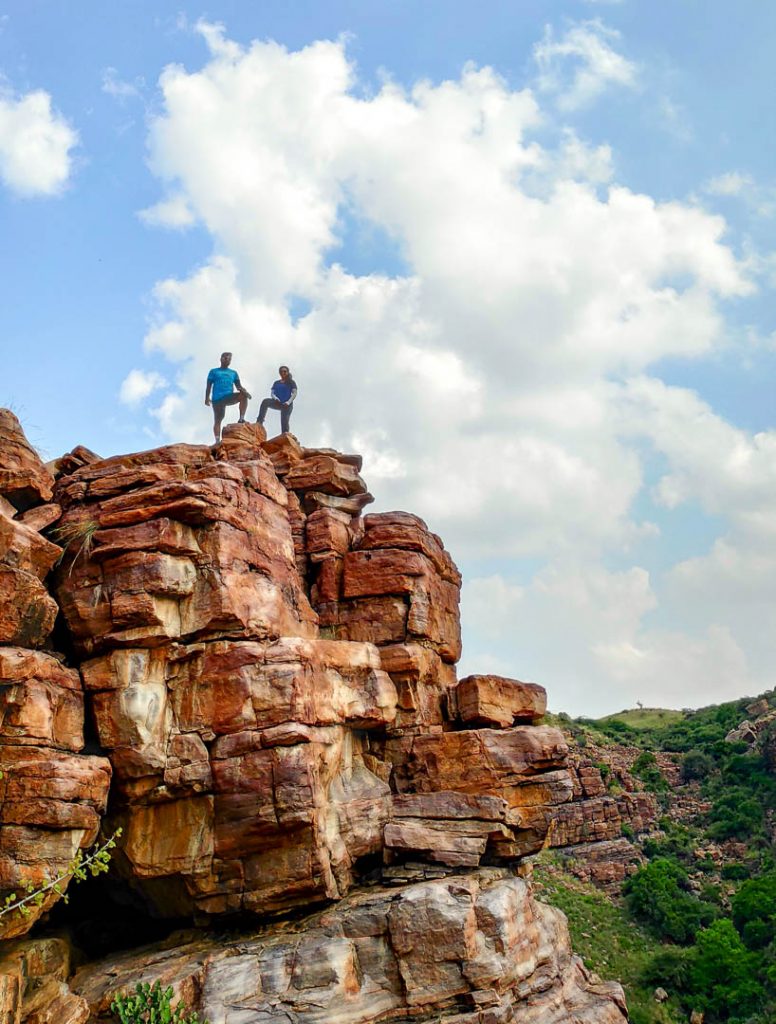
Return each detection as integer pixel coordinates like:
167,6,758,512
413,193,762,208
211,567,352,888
0,411,630,1023
726,695,776,769
0,417,111,940
69,871,626,1024
533,738,659,890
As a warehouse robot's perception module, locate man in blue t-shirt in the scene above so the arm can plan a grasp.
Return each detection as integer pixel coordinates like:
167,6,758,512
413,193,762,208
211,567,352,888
256,365,298,435
205,352,251,442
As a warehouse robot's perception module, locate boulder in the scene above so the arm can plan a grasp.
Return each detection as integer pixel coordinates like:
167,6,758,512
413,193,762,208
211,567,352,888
454,675,547,728
0,410,55,510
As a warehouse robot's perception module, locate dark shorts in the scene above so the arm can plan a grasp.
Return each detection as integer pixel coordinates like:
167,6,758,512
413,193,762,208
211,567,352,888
212,393,241,409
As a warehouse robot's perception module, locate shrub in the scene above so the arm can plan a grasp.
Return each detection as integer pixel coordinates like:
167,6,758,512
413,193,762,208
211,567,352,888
111,981,208,1024
642,820,695,864
707,791,764,841
640,946,694,990
681,748,715,782
721,863,750,881
631,751,669,794
700,882,723,905
689,919,765,1020
732,872,776,950
624,858,717,944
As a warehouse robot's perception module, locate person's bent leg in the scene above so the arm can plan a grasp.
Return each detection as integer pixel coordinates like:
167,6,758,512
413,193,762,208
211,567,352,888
280,403,292,434
257,398,283,425
238,392,248,421
256,398,272,425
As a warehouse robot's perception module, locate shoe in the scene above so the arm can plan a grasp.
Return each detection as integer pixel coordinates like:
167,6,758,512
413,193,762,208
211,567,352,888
238,418,246,424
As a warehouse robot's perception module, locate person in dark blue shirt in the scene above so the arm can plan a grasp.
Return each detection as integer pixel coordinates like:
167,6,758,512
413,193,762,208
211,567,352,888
256,365,298,435
205,352,251,442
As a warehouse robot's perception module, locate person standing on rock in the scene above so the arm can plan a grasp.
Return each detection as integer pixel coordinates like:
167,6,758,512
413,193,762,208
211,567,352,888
205,352,251,443
256,365,297,435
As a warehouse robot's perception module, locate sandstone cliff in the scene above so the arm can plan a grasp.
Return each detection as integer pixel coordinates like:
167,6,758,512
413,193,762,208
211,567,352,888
0,411,630,1023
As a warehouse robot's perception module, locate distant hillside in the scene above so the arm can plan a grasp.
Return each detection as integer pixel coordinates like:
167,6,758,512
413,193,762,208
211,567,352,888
543,690,776,1024
599,708,684,730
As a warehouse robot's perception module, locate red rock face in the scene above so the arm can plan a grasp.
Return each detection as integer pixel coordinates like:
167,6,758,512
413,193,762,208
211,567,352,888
0,410,55,511
0,440,111,940
0,410,634,1023
53,444,316,653
454,674,547,727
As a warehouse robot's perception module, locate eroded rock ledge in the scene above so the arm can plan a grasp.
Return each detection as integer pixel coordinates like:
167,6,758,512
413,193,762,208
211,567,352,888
0,412,638,1023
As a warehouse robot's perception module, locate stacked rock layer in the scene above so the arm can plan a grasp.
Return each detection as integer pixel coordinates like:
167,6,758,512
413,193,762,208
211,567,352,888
0,411,111,942
0,414,638,1023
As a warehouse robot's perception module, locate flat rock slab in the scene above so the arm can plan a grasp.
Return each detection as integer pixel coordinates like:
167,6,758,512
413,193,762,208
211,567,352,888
456,675,547,728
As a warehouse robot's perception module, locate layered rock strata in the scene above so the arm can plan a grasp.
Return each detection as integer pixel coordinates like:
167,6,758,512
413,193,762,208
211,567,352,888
70,871,627,1024
546,749,657,888
0,412,111,940
0,412,632,1022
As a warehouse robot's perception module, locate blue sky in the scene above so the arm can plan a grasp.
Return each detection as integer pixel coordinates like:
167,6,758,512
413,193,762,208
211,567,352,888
1,1,774,714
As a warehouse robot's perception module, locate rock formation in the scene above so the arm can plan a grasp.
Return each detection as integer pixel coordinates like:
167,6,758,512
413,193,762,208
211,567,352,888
0,411,112,941
0,412,630,1022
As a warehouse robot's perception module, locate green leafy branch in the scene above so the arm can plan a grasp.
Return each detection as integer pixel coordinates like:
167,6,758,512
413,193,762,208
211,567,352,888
0,828,122,923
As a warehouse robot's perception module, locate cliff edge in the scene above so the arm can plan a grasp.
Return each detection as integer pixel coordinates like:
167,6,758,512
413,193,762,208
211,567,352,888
0,410,630,1023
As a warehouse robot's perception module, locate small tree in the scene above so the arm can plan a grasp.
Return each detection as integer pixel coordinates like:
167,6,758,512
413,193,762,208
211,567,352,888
689,919,765,1020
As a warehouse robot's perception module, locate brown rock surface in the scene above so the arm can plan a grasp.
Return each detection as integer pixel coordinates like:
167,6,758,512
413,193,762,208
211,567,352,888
0,740,111,938
53,443,316,654
0,410,54,510
70,871,627,1024
455,675,547,727
0,410,636,1021
0,418,113,939
0,937,89,1024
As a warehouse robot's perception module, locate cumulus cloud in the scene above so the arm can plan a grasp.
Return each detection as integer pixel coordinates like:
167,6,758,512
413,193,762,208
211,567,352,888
125,24,773,713
533,19,638,110
0,84,77,196
461,565,753,716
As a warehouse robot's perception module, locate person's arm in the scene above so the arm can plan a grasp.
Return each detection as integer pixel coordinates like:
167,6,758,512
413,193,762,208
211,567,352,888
205,377,212,406
285,382,297,405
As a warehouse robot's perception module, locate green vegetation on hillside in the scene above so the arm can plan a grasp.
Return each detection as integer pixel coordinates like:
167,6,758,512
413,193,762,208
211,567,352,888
534,860,683,1024
601,708,685,731
542,692,776,1023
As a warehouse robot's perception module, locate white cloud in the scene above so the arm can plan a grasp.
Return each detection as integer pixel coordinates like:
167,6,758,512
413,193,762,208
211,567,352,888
705,171,754,198
102,67,144,101
533,19,638,111
703,170,776,219
139,193,195,228
0,84,77,196
123,27,776,714
461,567,753,716
119,369,167,405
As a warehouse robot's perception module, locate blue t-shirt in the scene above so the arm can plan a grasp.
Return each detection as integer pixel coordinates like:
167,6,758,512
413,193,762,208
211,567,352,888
207,367,239,402
271,378,297,403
